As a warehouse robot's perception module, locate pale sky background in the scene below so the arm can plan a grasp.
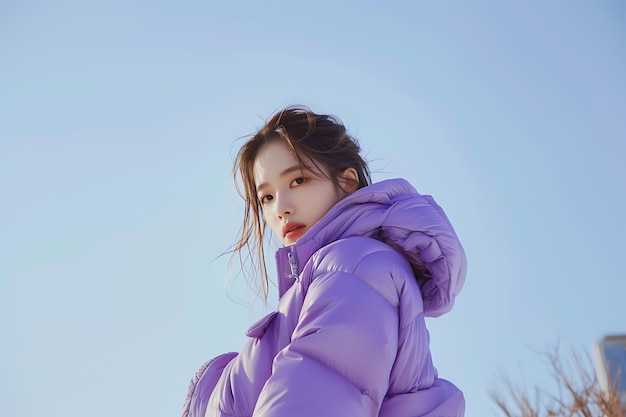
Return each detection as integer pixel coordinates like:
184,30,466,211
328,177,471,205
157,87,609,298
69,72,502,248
1,1,625,416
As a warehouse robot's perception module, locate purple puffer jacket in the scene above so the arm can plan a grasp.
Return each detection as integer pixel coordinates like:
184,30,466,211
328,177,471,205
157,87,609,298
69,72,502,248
182,178,467,417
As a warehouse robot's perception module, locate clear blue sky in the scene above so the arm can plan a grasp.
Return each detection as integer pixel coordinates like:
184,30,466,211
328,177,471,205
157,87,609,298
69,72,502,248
1,1,625,416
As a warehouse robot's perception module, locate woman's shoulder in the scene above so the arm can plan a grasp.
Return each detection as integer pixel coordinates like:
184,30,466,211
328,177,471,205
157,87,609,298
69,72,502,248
309,236,422,307
319,236,408,265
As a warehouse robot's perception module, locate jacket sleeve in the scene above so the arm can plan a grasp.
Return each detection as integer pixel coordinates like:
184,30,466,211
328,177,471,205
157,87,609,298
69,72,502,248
182,352,238,417
253,263,400,417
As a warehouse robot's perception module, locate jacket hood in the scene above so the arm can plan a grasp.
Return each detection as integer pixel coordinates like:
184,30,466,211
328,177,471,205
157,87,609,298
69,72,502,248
288,178,467,318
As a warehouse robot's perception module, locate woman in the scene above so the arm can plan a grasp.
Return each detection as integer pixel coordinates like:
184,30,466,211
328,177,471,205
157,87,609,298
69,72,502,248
182,106,467,417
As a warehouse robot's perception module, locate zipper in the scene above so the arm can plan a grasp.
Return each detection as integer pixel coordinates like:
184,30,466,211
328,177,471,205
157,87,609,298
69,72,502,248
288,250,299,280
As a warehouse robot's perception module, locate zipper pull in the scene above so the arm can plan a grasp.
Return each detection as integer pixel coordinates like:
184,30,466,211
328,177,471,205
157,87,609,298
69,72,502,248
288,251,299,279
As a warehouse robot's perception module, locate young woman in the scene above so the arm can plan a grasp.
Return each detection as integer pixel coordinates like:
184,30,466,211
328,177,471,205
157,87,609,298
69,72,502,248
182,107,467,417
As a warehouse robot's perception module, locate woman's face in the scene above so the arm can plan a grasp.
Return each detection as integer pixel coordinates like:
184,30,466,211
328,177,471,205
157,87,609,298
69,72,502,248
253,140,354,246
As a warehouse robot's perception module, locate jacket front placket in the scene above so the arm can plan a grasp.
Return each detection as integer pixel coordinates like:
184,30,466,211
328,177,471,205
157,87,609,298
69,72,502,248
274,239,317,299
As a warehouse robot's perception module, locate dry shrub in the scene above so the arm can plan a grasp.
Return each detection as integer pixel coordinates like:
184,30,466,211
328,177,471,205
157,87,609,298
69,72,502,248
490,343,624,417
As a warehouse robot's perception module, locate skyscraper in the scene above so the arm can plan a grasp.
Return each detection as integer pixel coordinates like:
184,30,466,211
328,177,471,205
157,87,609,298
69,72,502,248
594,335,626,406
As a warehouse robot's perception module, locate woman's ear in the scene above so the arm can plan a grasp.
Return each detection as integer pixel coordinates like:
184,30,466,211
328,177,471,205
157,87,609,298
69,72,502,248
339,167,360,194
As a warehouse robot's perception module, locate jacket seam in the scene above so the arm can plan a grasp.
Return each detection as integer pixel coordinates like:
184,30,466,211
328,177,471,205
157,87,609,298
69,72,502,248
347,247,400,310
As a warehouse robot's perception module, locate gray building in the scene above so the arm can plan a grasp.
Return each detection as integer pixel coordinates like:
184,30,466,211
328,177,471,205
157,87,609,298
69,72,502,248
594,335,626,406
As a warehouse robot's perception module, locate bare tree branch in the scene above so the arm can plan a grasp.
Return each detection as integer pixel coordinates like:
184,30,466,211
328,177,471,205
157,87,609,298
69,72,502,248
490,343,624,417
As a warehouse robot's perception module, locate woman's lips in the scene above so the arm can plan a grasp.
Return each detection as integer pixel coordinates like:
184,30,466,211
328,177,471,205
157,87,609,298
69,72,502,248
284,225,306,242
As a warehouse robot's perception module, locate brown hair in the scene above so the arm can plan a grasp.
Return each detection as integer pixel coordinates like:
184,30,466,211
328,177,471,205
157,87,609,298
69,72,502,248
230,106,371,298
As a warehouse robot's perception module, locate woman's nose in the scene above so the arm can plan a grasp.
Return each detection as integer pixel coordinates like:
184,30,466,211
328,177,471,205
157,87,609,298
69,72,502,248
276,194,294,218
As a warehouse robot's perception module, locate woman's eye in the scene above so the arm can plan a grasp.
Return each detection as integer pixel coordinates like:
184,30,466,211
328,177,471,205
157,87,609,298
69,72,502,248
291,177,305,187
260,195,273,204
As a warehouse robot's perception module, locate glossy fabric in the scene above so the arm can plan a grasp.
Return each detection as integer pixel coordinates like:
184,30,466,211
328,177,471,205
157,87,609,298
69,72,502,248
182,179,467,417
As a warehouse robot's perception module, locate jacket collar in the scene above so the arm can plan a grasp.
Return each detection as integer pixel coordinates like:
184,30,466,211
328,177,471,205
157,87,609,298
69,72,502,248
275,238,318,298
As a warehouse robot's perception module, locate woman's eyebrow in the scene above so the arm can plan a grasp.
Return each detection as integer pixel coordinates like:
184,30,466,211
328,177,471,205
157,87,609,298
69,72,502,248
256,165,302,193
